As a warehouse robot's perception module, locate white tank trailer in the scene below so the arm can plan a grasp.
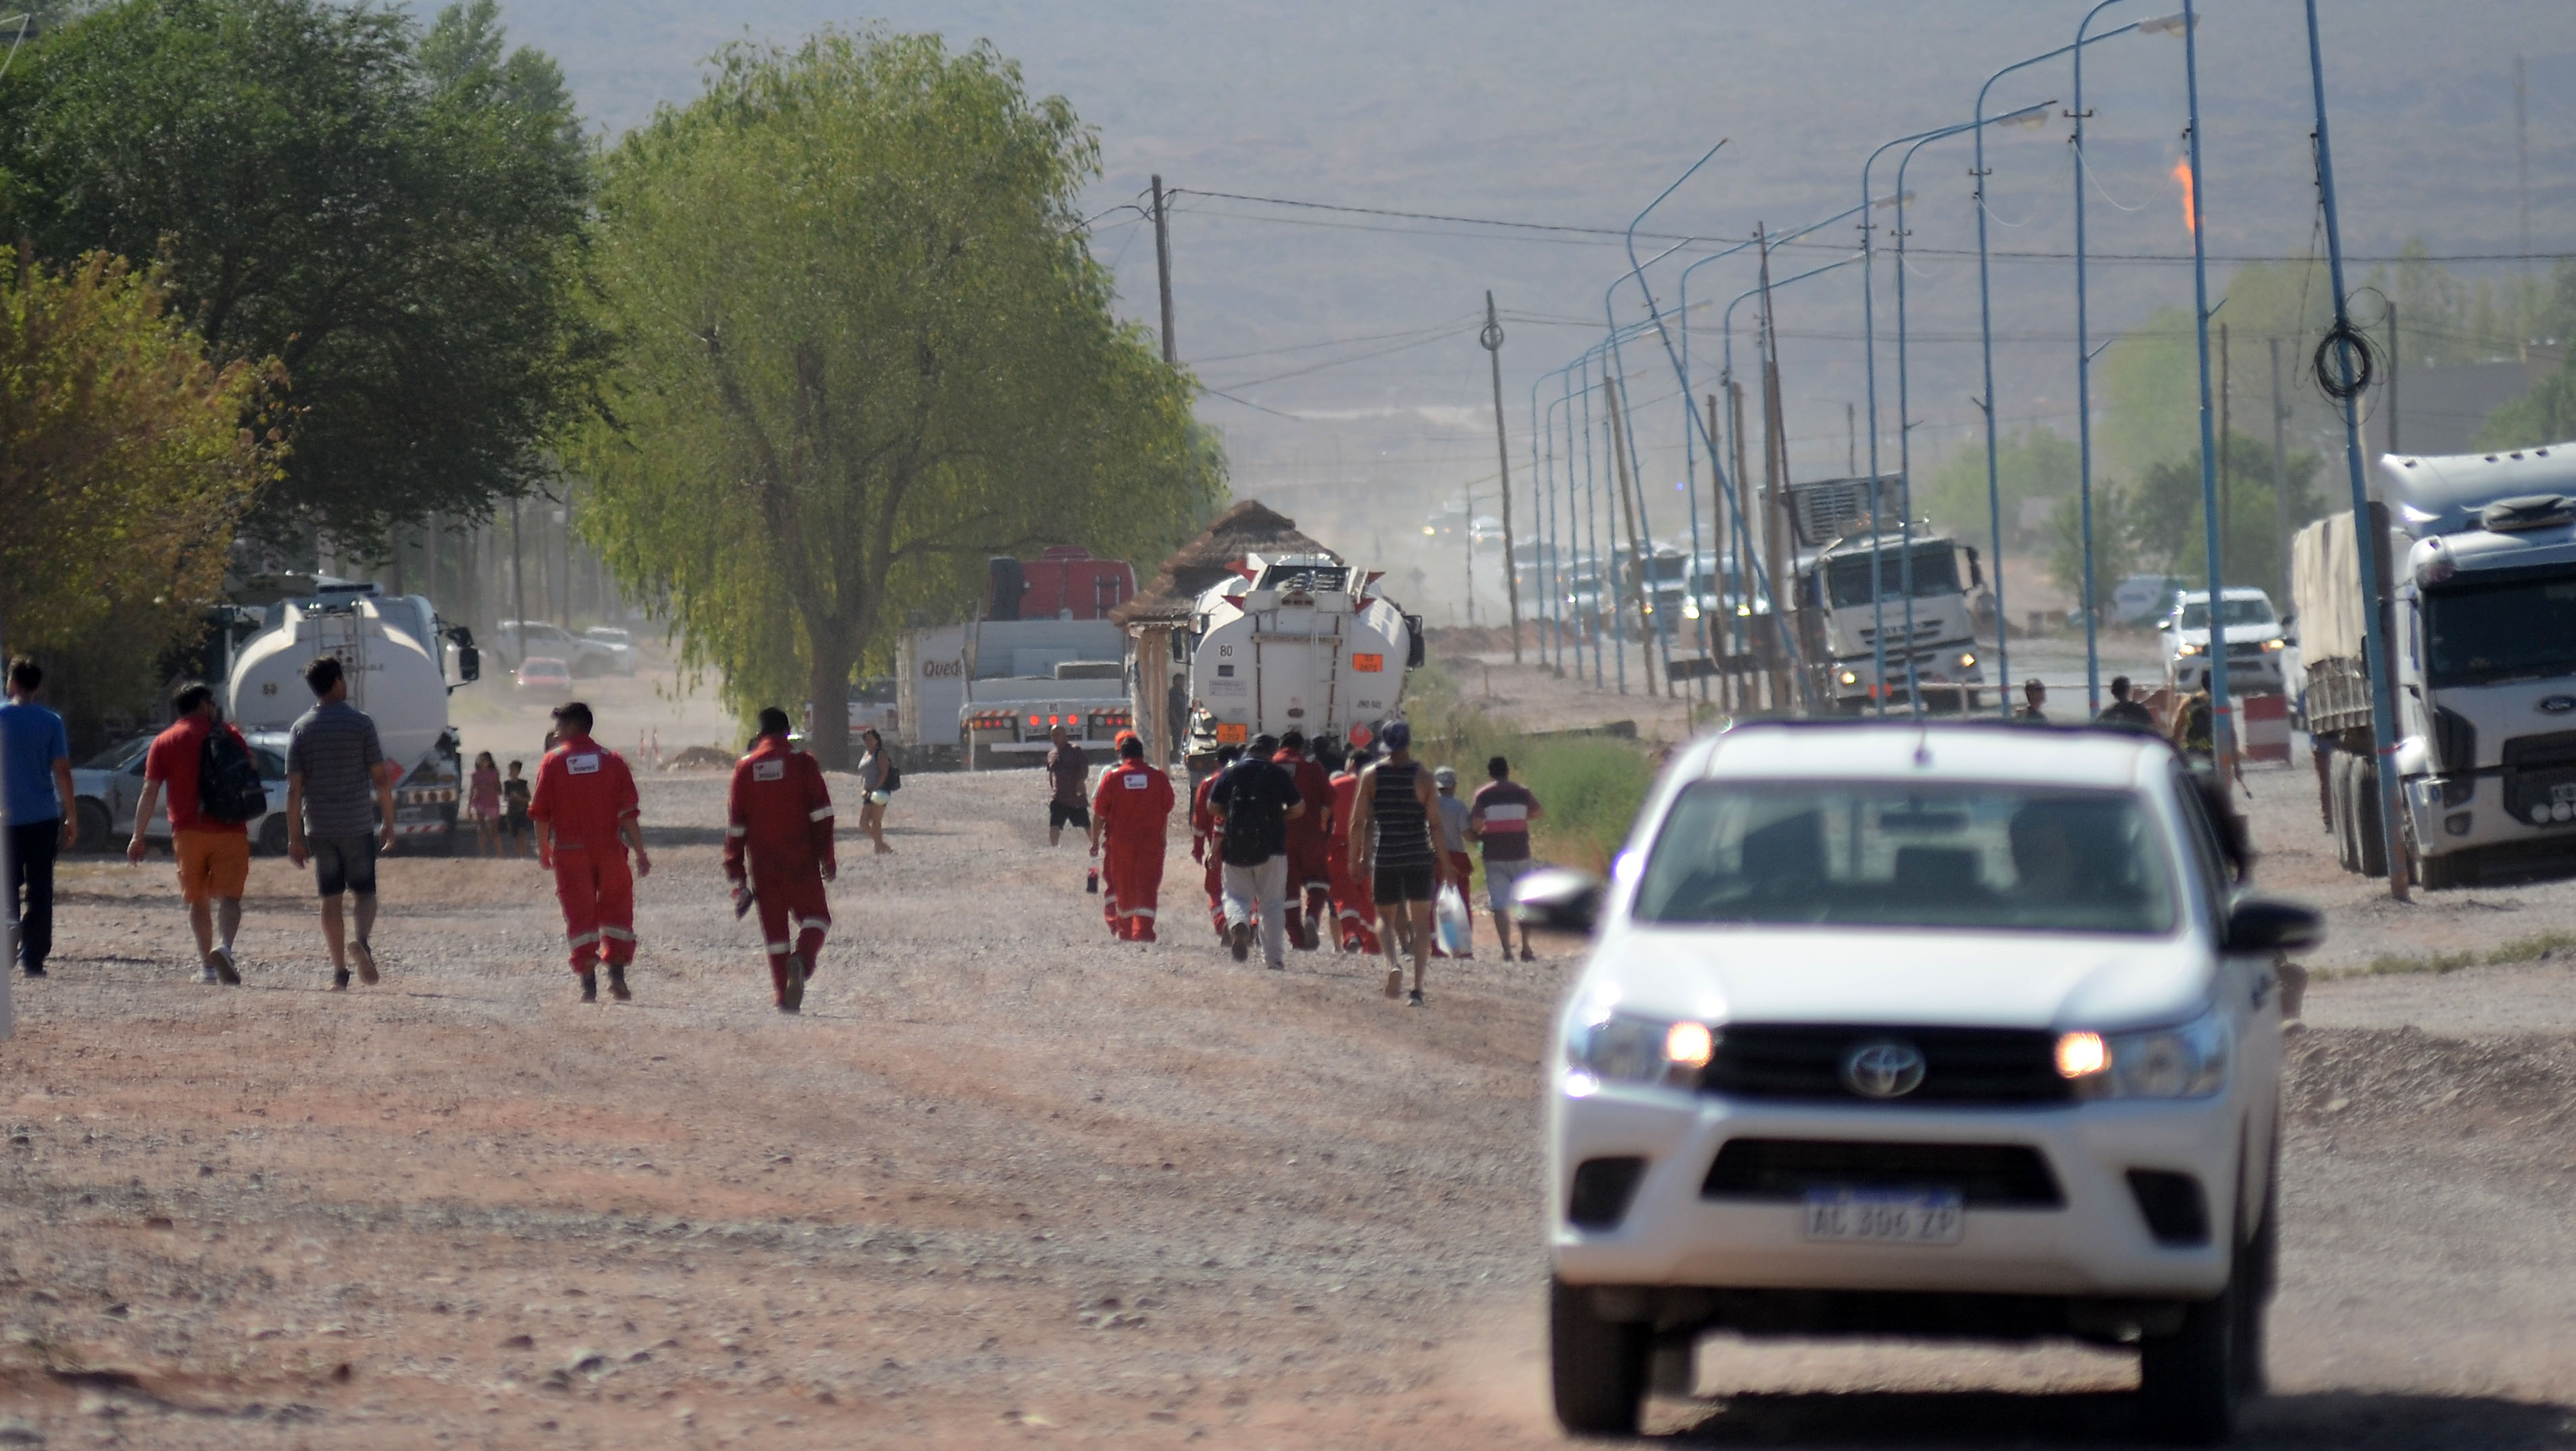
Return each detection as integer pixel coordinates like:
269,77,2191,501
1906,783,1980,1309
1183,553,1421,767
227,584,480,852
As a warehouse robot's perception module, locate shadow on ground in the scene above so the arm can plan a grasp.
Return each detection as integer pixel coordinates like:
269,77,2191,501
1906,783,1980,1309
1657,1389,2575,1446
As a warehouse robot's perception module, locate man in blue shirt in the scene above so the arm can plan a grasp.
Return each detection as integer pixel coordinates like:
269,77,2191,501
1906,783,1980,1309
1,659,76,977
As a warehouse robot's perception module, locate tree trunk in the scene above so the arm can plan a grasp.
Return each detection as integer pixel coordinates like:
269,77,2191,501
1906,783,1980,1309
805,621,857,771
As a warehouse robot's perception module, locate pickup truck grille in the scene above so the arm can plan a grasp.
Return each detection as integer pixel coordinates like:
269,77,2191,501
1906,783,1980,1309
1696,1024,2071,1106
1701,1138,2063,1206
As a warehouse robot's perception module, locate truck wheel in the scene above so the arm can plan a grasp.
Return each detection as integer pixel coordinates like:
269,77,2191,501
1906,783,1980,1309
2235,1146,2279,1397
2138,1252,2240,1444
2352,759,2388,879
2328,753,2358,873
257,815,292,858
1549,1278,1650,1437
74,800,113,855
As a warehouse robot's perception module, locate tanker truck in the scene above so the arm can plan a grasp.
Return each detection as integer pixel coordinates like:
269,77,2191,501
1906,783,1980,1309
2293,445,2576,888
227,584,480,853
1182,553,1420,771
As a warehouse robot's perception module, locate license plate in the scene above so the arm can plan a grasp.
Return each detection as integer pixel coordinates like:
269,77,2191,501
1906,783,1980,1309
1800,1187,1963,1246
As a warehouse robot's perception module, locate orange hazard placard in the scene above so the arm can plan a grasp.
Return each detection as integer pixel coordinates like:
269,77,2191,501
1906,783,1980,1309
1350,653,1385,673
1215,723,1248,744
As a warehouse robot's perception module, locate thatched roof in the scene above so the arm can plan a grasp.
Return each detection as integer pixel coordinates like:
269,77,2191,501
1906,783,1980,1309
1110,499,1339,626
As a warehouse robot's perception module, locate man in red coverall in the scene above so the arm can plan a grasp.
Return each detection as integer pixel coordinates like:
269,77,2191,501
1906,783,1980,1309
529,701,651,1003
1324,746,1381,954
1272,730,1336,951
1088,734,1175,942
723,707,836,1014
1189,743,1242,942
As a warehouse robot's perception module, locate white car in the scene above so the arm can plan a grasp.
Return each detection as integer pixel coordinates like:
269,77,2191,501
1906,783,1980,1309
1522,720,2317,1443
582,626,641,676
495,619,623,678
70,732,294,856
2161,588,2288,696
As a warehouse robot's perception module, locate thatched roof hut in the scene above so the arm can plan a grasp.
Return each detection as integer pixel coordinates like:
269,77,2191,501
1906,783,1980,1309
1109,500,1338,626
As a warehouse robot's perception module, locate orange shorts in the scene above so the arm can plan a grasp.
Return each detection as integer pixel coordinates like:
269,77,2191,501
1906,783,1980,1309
174,830,251,905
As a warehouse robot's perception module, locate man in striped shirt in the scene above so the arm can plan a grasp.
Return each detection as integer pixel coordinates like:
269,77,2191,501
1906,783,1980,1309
1468,755,1544,963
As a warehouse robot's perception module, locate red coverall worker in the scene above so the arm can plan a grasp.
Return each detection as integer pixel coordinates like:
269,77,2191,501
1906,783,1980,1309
529,733,646,990
1274,746,1336,950
723,733,836,1009
1325,769,1381,954
1090,748,1176,941
1189,771,1227,942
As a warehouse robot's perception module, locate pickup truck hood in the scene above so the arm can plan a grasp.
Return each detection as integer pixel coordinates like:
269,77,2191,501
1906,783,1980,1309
1582,925,2214,1034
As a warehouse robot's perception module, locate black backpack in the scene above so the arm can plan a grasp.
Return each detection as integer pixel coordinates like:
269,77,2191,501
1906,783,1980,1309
197,726,269,824
879,759,902,793
1218,760,1287,867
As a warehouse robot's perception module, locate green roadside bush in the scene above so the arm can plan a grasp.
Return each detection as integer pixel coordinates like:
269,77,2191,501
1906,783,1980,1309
1403,663,1661,874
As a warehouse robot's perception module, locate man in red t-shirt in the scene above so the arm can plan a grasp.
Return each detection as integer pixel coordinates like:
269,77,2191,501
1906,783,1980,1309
1324,748,1380,954
1088,734,1175,942
128,682,255,984
1273,731,1336,951
724,708,835,1013
529,701,650,1002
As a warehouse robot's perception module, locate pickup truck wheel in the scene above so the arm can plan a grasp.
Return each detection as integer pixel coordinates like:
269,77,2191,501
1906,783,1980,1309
2138,1246,2242,1444
1549,1277,1649,1437
2234,1158,2279,1396
74,800,113,855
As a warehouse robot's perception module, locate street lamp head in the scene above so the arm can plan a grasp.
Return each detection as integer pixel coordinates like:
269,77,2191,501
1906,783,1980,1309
1872,190,1915,210
2136,11,2194,36
2001,103,2053,129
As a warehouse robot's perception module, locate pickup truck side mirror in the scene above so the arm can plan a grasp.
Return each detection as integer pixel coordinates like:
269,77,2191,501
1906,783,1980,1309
2156,618,2172,632
456,646,481,684
2223,896,2323,954
1512,867,1603,936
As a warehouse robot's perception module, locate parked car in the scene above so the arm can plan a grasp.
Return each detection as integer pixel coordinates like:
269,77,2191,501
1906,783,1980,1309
582,626,640,676
1524,719,2316,1442
70,732,294,855
2111,574,2190,628
495,620,623,676
515,657,575,696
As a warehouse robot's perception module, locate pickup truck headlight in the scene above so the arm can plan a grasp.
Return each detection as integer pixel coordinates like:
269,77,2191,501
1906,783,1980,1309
1564,1012,1714,1096
2055,1003,2232,1100
2261,637,2288,653
2175,641,2203,657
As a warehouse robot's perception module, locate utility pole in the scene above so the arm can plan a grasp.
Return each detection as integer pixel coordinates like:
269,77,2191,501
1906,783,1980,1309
1605,376,1670,697
1480,294,1522,663
2268,336,2295,603
2517,55,2531,342
1846,402,1857,476
2218,322,2232,584
2386,299,2400,457
1151,176,1177,366
1728,379,1755,711
1755,227,1797,714
509,499,527,642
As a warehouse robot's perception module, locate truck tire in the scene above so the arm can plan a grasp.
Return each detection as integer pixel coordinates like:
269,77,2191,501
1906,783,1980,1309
2408,825,2465,890
2352,759,2388,879
1549,1278,1650,1437
2138,1246,2242,1444
74,800,113,855
2328,752,2359,873
256,815,292,858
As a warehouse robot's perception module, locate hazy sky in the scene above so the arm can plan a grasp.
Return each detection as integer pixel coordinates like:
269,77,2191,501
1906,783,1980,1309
502,1,2576,555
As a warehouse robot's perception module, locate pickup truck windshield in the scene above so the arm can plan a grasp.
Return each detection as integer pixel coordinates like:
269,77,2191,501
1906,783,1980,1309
1824,546,1960,608
2425,573,2576,687
1633,780,2178,935
2178,599,2273,630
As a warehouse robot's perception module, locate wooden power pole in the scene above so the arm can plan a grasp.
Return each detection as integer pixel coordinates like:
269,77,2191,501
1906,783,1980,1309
1152,175,1177,366
1481,292,1522,663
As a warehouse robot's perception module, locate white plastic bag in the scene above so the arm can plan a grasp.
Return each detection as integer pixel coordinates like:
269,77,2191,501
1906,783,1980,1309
1434,884,1472,958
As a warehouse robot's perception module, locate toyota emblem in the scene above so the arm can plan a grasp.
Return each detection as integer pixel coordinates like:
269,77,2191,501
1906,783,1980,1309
2540,695,2576,715
1840,1040,1928,1099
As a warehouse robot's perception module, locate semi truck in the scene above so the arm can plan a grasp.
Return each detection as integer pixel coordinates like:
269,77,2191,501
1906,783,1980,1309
896,617,1134,770
2292,445,2576,888
1182,553,1420,771
226,584,480,852
1780,476,1985,713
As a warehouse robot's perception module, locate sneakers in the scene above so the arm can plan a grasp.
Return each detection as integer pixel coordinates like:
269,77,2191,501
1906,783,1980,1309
199,965,221,985
578,969,598,1003
209,946,241,985
1519,946,1537,963
1407,988,1426,1007
351,939,379,986
1267,959,1285,972
332,969,351,992
1383,965,1403,999
20,964,43,978
1229,922,1250,963
1135,923,1158,943
607,964,632,1002
780,953,806,1014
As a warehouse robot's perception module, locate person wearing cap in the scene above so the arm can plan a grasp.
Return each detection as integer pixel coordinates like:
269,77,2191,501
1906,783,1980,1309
1272,730,1335,950
528,701,650,1003
724,707,835,1013
1206,732,1304,968
1188,743,1241,943
1324,744,1379,954
1089,733,1175,942
1347,719,1446,1005
2015,678,2049,723
1430,764,1475,959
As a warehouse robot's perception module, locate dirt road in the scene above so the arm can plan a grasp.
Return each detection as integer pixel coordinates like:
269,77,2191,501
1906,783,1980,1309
5,724,2575,1446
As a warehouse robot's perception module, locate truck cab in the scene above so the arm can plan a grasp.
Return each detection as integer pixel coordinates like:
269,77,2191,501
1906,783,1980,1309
1797,529,1984,713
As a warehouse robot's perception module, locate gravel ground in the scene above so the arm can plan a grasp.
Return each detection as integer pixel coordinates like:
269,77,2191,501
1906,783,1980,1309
3,710,2574,1447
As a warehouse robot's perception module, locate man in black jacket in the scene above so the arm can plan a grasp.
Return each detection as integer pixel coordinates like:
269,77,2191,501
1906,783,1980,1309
1206,734,1305,969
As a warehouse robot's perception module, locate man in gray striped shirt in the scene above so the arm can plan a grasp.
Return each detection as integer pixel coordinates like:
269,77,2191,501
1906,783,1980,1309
286,655,396,990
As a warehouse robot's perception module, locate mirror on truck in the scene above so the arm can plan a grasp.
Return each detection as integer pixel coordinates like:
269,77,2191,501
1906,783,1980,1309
456,646,480,684
1963,546,1983,589
1403,613,1426,669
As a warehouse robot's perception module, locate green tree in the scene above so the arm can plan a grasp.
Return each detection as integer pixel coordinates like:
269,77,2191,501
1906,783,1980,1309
1920,426,2079,547
0,251,280,738
575,29,1220,764
2475,353,2576,451
2128,429,2321,592
2044,479,2138,619
0,0,602,553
